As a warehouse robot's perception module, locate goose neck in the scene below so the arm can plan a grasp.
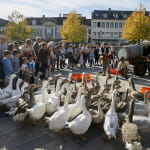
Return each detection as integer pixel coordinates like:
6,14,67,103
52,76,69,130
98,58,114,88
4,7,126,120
128,100,134,123
129,78,136,91
110,89,117,111
64,94,69,108
81,96,88,114
16,80,21,93
144,91,150,104
76,88,84,104
8,75,16,89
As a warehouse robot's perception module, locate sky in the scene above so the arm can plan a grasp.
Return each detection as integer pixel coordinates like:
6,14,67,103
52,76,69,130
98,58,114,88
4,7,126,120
0,0,150,19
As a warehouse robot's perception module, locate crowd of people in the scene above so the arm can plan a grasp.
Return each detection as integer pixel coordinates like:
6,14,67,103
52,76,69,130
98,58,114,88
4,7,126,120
0,35,131,87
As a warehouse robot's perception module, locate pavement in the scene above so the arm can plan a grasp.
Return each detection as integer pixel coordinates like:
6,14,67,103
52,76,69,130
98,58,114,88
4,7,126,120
0,65,150,150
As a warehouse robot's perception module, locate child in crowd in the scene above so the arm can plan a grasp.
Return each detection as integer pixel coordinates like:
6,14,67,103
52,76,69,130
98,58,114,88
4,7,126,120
21,57,31,83
11,50,20,74
28,55,35,83
89,47,94,67
1,50,14,85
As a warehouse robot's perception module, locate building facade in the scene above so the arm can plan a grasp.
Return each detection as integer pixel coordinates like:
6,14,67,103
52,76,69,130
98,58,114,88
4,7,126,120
0,18,9,35
26,15,91,42
91,8,150,45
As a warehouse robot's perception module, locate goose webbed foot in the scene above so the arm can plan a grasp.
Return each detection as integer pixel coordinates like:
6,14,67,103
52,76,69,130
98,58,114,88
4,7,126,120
80,135,87,141
56,129,64,135
102,135,110,142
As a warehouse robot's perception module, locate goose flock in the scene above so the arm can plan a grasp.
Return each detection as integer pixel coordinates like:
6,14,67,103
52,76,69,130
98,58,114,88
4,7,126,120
0,72,150,150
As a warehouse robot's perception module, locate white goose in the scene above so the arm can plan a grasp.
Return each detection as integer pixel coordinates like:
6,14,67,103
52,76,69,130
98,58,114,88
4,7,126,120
134,90,150,116
0,79,22,107
68,87,86,120
103,89,119,139
66,95,92,136
0,74,17,95
0,74,17,100
27,84,47,121
45,92,71,132
46,78,67,115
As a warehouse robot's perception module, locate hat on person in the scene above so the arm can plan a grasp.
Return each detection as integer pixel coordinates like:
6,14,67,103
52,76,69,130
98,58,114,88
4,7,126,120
25,38,32,43
36,37,41,41
47,41,55,48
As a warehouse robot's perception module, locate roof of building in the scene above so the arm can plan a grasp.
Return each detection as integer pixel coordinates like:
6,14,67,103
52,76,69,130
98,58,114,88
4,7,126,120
26,16,91,26
92,8,150,19
0,18,9,26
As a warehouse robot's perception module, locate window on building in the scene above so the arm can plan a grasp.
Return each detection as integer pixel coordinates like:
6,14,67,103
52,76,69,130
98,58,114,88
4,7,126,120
45,28,53,37
95,13,99,17
114,32,118,38
102,22,105,28
110,32,113,38
32,20,36,25
119,22,122,28
115,22,118,28
97,32,100,37
102,32,105,37
88,29,91,34
97,22,101,27
93,32,96,36
123,13,127,18
92,22,97,27
106,32,109,37
110,22,114,28
103,13,108,18
55,28,60,36
119,32,122,38
113,13,119,18
106,22,109,28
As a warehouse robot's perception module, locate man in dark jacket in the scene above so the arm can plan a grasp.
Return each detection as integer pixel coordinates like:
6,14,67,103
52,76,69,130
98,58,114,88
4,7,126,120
38,42,49,79
99,42,111,76
33,37,41,56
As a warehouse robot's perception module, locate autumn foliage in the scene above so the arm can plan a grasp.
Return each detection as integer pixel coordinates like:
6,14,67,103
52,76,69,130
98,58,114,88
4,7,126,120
122,10,150,43
5,10,33,41
60,11,86,43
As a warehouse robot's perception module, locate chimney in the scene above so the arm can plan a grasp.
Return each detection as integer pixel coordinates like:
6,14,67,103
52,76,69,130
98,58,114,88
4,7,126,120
59,13,61,17
42,15,45,18
108,8,111,11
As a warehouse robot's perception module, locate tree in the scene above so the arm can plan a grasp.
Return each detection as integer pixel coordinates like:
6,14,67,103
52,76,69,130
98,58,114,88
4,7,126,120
122,10,150,44
5,10,33,41
60,11,86,43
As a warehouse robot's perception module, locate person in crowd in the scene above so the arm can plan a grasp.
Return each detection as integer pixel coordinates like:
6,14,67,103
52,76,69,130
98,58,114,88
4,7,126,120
110,46,117,68
88,45,94,67
94,45,100,65
20,39,36,59
147,54,150,76
82,44,89,68
7,43,14,58
0,36,7,59
38,42,49,79
33,37,41,56
11,50,20,74
99,42,111,76
47,41,55,75
117,57,129,78
20,57,31,83
67,44,74,69
59,45,65,69
28,55,35,83
79,49,84,68
55,45,61,70
1,50,14,84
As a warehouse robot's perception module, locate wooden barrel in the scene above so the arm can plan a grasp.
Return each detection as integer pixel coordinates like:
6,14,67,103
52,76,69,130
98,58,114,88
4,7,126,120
117,45,143,60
